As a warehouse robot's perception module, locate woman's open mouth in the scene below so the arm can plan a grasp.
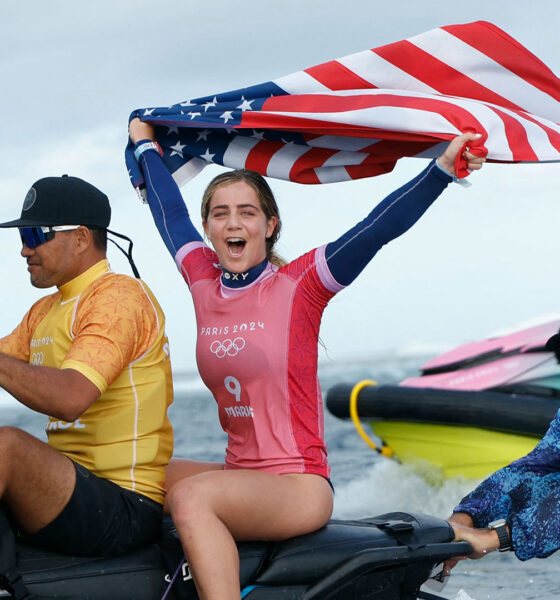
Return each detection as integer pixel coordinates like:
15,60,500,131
227,238,246,256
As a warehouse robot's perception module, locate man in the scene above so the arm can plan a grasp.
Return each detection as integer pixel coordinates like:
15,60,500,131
0,175,173,596
445,407,560,573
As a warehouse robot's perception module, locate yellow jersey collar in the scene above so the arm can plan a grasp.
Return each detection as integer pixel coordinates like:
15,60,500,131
58,259,111,301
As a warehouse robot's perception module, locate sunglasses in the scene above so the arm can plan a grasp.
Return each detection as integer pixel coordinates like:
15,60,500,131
19,225,80,249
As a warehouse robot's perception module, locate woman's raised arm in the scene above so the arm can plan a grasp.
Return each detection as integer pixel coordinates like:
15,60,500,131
325,132,484,287
129,118,202,258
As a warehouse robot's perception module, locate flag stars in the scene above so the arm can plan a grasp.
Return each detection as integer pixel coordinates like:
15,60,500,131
220,111,235,123
167,126,179,135
143,108,155,116
170,141,186,157
252,130,265,140
188,112,202,120
197,129,211,142
180,99,195,107
200,148,215,162
237,97,254,111
202,97,218,112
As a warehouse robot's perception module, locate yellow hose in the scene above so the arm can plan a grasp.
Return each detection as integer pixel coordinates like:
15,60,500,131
349,379,393,458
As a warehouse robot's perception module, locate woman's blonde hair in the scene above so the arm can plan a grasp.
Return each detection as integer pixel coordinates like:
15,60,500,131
201,170,286,266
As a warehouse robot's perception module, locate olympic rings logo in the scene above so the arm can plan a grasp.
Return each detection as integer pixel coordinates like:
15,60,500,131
209,337,246,358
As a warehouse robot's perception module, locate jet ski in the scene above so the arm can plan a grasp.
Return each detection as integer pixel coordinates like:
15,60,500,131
1,512,469,599
326,320,560,479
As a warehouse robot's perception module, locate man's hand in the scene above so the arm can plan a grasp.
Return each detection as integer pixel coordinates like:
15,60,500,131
438,132,485,177
448,512,474,528
443,513,502,575
450,522,500,558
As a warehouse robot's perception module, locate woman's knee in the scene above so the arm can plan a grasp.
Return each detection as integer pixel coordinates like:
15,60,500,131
167,474,219,524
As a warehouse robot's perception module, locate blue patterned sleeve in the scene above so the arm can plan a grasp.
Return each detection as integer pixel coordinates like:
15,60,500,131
454,409,560,559
324,159,452,286
134,141,202,257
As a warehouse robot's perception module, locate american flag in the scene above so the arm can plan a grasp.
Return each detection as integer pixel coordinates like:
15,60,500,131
126,20,560,190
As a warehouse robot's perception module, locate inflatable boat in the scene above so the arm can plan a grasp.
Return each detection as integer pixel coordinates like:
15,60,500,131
0,512,469,600
326,320,560,479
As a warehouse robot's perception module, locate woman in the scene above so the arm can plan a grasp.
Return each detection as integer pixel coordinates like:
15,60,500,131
129,118,484,600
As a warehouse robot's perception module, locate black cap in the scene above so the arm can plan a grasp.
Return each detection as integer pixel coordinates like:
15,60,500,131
0,175,111,229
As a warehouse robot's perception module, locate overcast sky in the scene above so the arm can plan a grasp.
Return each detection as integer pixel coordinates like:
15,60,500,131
1,1,559,374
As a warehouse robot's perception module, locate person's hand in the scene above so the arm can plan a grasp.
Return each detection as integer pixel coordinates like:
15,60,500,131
438,132,485,177
443,513,473,574
448,512,474,528
443,512,499,575
442,554,464,575
129,118,155,144
451,522,500,558
442,519,501,575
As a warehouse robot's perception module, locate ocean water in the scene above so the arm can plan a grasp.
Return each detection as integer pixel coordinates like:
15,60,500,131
2,353,560,599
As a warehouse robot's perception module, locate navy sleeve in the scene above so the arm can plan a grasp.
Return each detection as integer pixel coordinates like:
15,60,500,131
454,409,560,560
135,141,202,257
325,160,452,286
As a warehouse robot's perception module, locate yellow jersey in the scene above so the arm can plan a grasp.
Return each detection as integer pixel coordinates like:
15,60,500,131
0,259,173,504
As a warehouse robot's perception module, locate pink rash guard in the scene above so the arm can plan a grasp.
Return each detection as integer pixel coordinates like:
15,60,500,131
135,144,453,479
176,241,344,477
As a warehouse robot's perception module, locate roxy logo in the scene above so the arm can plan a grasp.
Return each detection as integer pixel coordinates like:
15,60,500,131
210,337,246,358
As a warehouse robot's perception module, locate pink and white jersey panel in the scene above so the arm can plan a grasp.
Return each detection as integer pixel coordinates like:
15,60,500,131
176,242,343,477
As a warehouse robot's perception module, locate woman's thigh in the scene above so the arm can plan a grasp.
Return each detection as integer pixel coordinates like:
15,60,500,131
164,458,224,513
169,470,333,541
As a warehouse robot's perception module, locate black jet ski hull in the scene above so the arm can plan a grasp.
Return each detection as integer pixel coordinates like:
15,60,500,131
2,512,470,600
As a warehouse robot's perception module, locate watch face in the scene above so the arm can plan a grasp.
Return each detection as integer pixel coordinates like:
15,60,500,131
489,518,507,528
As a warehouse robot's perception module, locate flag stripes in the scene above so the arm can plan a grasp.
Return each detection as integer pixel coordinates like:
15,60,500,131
126,20,560,190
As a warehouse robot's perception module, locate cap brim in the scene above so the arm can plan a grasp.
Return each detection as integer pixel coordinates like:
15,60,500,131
0,218,73,228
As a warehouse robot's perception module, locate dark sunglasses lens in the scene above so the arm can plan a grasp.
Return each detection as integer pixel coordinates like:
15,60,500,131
19,227,50,248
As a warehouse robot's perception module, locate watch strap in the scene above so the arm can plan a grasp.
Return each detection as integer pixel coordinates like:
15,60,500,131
488,519,512,552
134,141,163,162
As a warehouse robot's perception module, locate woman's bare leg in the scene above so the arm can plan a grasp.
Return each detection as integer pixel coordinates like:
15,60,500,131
164,458,224,513
166,470,333,600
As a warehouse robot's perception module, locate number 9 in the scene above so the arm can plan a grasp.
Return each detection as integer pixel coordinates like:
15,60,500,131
224,376,241,403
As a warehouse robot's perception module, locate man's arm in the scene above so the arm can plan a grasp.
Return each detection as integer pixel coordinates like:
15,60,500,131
0,354,100,421
452,409,560,527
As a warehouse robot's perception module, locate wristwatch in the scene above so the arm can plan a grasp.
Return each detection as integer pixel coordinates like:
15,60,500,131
488,518,512,552
134,141,163,162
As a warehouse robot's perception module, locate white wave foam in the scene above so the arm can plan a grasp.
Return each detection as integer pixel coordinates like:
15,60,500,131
332,458,481,520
